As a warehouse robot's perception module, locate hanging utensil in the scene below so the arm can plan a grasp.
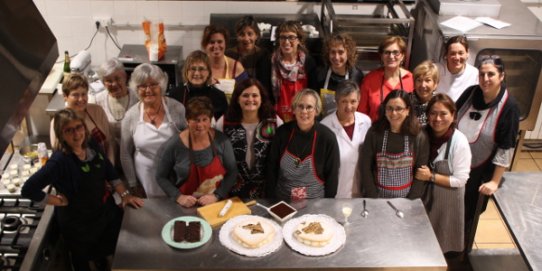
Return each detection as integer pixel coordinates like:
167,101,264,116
387,201,404,218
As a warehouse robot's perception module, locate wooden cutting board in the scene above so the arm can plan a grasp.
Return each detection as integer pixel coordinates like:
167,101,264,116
197,197,253,228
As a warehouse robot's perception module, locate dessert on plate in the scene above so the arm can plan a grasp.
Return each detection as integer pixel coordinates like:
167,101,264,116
232,217,275,248
293,219,334,247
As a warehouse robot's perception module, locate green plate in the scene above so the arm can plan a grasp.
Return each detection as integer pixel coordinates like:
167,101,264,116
161,216,212,249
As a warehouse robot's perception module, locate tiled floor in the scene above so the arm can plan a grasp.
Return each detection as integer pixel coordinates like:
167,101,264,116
472,150,542,249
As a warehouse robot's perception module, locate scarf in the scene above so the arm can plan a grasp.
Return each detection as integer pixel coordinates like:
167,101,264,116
428,126,454,161
271,50,306,103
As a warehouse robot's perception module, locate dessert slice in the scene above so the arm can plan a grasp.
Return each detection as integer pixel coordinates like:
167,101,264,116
185,221,202,243
173,221,186,242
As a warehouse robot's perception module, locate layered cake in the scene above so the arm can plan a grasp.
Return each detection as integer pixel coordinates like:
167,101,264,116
294,219,334,247
232,217,275,248
173,221,201,243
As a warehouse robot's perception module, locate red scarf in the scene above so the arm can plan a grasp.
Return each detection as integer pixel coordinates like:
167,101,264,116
428,126,454,161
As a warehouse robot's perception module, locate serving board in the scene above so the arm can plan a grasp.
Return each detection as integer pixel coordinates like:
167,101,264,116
197,197,253,228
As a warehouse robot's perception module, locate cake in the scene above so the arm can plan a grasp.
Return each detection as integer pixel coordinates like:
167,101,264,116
294,219,334,247
173,221,186,242
232,217,275,248
185,221,201,243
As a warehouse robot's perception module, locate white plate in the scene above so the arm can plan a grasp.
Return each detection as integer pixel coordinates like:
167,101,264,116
219,215,283,257
282,214,346,256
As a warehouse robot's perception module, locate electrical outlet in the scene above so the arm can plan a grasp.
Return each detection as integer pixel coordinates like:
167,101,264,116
93,16,112,28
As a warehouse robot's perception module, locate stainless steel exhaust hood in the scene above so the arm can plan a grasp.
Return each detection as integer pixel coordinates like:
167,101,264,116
0,0,58,154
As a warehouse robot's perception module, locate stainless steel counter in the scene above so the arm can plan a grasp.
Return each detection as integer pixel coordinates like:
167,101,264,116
493,172,542,271
112,198,446,270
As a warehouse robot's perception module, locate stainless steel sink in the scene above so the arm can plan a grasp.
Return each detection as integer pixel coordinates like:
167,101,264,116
438,0,502,17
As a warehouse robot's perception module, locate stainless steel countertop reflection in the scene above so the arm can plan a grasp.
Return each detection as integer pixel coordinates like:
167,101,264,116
113,198,446,270
494,172,542,271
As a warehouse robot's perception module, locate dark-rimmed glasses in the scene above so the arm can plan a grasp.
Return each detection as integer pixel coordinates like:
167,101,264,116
63,124,85,136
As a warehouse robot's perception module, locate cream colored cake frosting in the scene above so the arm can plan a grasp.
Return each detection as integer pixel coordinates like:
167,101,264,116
294,219,334,247
232,218,275,248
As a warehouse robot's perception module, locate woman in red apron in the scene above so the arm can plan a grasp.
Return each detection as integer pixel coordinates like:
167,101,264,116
155,97,238,207
360,90,429,199
271,21,317,122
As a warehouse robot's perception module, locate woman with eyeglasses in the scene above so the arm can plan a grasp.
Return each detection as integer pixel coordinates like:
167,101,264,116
436,36,479,102
321,81,371,198
411,60,439,126
23,109,144,271
266,89,340,201
50,73,115,165
95,58,139,166
167,50,228,121
358,36,414,122
225,16,273,99
316,32,364,117
360,90,429,198
271,21,317,122
201,25,248,97
215,78,283,199
455,55,520,251
120,63,187,198
415,94,471,255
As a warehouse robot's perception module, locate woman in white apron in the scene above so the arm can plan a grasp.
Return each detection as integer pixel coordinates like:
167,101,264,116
120,64,187,197
415,94,471,255
360,90,429,199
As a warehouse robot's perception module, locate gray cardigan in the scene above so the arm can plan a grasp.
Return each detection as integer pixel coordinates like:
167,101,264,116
154,130,237,201
120,97,187,188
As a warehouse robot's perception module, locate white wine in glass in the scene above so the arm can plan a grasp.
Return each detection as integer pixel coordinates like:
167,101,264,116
342,205,353,224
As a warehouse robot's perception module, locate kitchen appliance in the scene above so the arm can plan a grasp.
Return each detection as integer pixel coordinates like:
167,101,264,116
410,0,542,169
69,50,92,75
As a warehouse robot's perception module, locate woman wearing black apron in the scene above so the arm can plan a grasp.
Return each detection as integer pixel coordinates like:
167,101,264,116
360,90,429,199
22,109,143,270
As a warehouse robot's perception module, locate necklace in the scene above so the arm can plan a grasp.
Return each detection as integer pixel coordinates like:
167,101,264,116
145,101,162,125
292,130,313,168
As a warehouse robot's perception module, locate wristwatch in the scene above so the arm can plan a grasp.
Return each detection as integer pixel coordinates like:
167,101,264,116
430,172,436,183
120,190,130,198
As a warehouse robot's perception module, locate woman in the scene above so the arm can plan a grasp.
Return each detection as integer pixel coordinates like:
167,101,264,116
22,109,143,271
216,78,282,199
167,50,228,120
225,15,272,99
271,21,317,122
415,94,471,254
202,25,248,96
266,89,340,200
358,36,414,122
360,90,429,198
155,97,237,207
50,73,115,165
321,81,371,198
456,55,519,251
316,32,364,117
120,63,187,197
411,60,439,126
95,58,138,165
436,36,479,102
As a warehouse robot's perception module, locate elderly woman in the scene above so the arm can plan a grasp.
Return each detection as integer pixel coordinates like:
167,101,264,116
266,89,339,200
360,90,429,198
23,109,143,270
202,25,248,96
358,36,414,121
271,21,317,122
321,81,371,198
225,15,272,98
167,50,228,120
155,97,237,207
411,60,440,126
216,78,283,199
95,58,138,165
50,73,115,165
456,55,519,251
120,63,187,198
316,33,364,117
415,94,471,255
436,36,479,101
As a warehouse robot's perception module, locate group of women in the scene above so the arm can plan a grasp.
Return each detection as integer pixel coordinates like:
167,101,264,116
20,15,520,269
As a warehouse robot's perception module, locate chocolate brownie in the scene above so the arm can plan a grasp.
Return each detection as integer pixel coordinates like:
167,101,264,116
173,221,186,242
185,221,201,243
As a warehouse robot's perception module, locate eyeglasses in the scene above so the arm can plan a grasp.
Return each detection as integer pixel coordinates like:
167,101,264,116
385,106,406,113
469,111,482,121
279,35,298,42
478,54,503,66
296,104,315,112
63,124,85,136
137,83,159,91
189,66,208,72
383,50,401,56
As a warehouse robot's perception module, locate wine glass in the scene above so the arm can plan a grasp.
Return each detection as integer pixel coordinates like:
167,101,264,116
341,203,353,225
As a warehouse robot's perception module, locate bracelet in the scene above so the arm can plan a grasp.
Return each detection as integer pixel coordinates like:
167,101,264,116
430,172,436,183
120,190,130,198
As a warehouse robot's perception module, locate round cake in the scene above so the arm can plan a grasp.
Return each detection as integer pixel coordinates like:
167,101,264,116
294,219,334,247
232,217,275,249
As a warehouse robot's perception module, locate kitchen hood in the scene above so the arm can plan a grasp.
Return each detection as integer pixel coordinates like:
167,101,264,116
0,0,58,155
